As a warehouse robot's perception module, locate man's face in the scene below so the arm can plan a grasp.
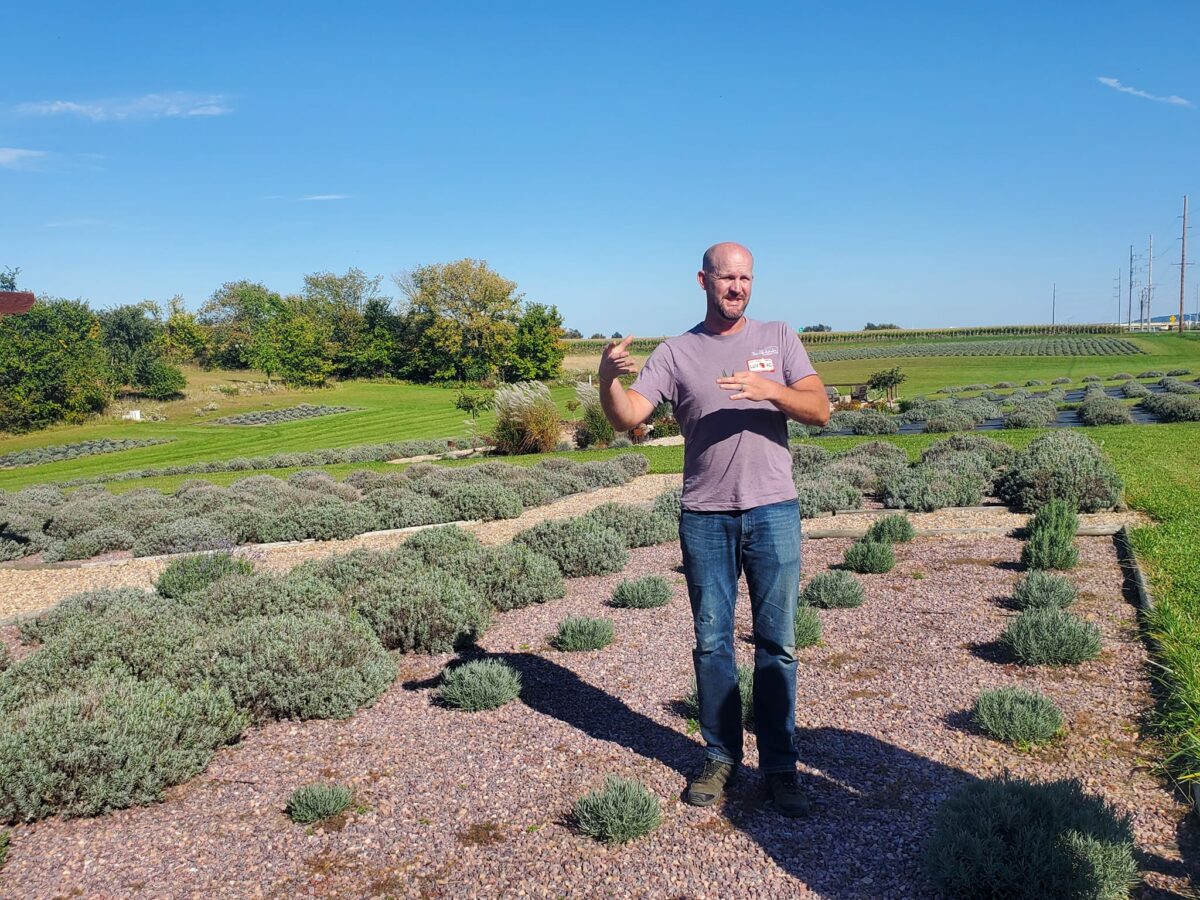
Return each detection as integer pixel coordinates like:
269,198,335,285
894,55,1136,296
698,249,754,322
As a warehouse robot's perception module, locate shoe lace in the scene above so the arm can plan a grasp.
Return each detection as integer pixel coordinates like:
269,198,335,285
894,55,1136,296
700,759,728,779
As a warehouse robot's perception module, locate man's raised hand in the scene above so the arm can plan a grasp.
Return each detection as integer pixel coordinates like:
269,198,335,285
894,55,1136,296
599,334,638,382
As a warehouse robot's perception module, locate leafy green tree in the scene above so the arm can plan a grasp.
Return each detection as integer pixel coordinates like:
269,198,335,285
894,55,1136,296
135,356,187,399
161,296,210,363
867,366,907,402
97,302,163,386
273,308,333,387
456,388,495,448
562,327,583,339
0,267,18,291
0,299,113,432
299,268,386,378
503,302,565,381
396,259,522,382
199,280,282,369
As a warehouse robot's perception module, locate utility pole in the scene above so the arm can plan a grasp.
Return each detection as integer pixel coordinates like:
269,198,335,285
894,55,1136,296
1147,235,1154,331
1180,195,1189,333
1128,244,1135,330
1114,269,1122,326
1052,283,1056,325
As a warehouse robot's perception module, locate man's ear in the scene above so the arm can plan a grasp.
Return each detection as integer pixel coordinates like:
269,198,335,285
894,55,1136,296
696,270,708,290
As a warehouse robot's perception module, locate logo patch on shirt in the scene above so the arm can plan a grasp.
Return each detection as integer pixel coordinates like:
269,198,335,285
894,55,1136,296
747,357,776,373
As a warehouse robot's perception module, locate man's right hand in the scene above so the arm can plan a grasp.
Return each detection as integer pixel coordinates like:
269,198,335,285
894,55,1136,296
599,334,638,382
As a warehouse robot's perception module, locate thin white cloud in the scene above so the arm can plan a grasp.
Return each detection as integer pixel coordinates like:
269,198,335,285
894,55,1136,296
43,218,107,229
16,92,233,121
0,147,47,169
301,194,350,201
1097,77,1194,108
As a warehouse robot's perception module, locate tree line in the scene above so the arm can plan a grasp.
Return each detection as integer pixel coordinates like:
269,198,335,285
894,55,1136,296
0,260,566,434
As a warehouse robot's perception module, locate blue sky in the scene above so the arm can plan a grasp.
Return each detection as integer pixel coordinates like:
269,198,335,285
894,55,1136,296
3,2,1198,335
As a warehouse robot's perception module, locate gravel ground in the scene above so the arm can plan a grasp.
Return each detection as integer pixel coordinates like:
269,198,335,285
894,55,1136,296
1,533,1195,898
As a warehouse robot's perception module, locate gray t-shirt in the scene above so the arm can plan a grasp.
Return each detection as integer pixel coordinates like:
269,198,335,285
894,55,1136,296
630,318,817,511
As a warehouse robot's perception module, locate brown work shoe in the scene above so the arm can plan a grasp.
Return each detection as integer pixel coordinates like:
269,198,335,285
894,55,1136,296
686,759,738,807
763,771,810,818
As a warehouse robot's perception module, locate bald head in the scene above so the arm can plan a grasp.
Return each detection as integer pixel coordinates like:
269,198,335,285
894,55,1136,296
702,242,754,274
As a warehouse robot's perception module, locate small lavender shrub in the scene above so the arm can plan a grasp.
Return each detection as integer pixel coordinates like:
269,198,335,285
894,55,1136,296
1002,608,1101,666
286,783,354,824
611,576,672,609
865,514,915,543
801,570,865,608
794,605,822,648
973,687,1065,746
843,539,895,574
573,776,661,844
437,659,522,711
553,616,614,652
156,552,254,599
1011,570,1077,610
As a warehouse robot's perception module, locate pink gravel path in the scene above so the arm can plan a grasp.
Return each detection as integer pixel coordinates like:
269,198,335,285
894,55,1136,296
0,535,1195,898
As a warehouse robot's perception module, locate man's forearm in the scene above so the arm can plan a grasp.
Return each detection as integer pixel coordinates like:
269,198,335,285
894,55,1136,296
767,382,831,427
600,377,645,432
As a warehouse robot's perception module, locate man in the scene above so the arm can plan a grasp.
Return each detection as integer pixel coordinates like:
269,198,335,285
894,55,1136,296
598,242,829,816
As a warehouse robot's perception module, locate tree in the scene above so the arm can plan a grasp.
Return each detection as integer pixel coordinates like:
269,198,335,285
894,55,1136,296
273,306,333,387
97,302,163,387
611,331,623,339
0,299,114,432
562,327,583,339
161,296,210,363
395,259,522,383
0,267,18,291
199,280,283,369
299,268,387,378
455,388,495,448
503,302,565,381
801,323,831,332
867,366,907,402
864,322,900,331
589,333,606,340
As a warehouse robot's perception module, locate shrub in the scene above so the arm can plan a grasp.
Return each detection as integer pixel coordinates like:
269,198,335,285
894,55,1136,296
682,663,754,726
824,460,875,490
1109,372,1134,381
434,482,523,522
1137,370,1165,378
1167,368,1192,377
611,453,649,479
921,434,1015,469
349,570,490,653
573,776,661,844
1081,374,1102,383
1012,570,1077,610
1021,499,1079,570
584,503,676,548
923,775,1137,899
156,552,254,599
1024,379,1046,387
1003,399,1058,430
790,444,831,474
850,410,899,435
553,616,614,651
41,525,136,562
925,411,977,433
490,382,561,455
1140,392,1200,423
402,524,481,562
793,474,861,517
260,500,380,543
181,570,342,625
1122,380,1150,398
973,686,1065,746
1077,397,1131,426
611,575,672,609
865,514,915,543
514,518,629,577
880,465,985,512
834,440,909,470
843,539,895,574
0,676,246,822
801,570,865,608
132,517,239,557
992,381,1015,389
198,612,396,720
1002,608,1102,666
286,783,353,824
574,461,630,490
437,659,522,711
794,604,822,648
0,645,9,673
456,544,565,611
0,829,7,867
1050,376,1072,384
652,487,682,522
996,431,1123,512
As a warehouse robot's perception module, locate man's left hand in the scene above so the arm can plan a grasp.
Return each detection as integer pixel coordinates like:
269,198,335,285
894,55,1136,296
716,371,779,403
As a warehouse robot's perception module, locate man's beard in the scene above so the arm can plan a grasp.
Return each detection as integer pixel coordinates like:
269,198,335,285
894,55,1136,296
718,297,746,321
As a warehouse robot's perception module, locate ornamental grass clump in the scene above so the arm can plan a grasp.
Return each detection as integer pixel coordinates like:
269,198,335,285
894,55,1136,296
972,686,1065,747
1021,499,1079,571
514,518,629,577
865,514,915,543
794,604,822,648
553,616,614,652
489,382,561,455
285,783,354,824
843,539,896,574
573,776,661,844
1012,570,1077,610
1002,608,1102,666
611,575,672,609
437,659,522,711
923,775,1138,900
802,570,865,608
155,551,255,599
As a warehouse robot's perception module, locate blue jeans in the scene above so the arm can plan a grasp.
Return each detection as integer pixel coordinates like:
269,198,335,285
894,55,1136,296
679,499,801,773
